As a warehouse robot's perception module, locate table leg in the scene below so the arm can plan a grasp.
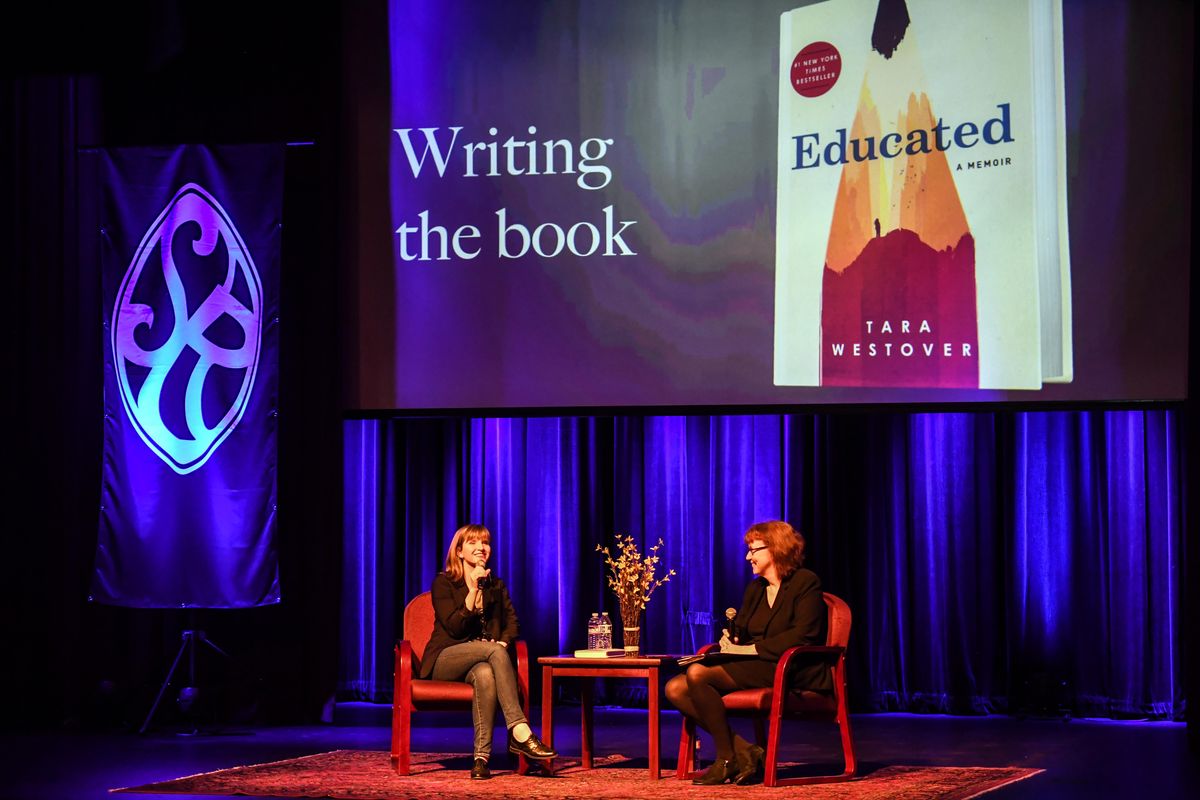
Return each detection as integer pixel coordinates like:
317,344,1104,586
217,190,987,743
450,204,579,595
541,665,555,774
648,666,660,779
581,677,594,769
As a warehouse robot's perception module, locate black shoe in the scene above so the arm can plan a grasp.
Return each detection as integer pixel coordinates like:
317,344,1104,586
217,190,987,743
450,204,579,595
507,729,557,761
692,758,736,785
733,744,765,785
470,758,491,780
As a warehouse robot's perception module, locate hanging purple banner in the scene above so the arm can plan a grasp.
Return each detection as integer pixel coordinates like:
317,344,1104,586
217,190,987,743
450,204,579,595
88,145,282,608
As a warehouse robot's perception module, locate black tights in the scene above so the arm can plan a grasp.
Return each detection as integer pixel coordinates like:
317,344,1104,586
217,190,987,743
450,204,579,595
665,663,749,762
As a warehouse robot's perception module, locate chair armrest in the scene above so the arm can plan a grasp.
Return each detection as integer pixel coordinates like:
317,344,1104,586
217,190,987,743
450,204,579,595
780,645,845,658
397,639,414,674
395,640,415,698
771,645,845,697
697,642,719,655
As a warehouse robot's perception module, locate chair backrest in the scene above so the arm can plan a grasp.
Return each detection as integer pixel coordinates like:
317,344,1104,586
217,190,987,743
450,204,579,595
403,592,436,665
822,592,852,649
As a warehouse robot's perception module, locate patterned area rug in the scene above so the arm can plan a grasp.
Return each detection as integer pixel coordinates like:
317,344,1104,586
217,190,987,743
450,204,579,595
114,750,1042,800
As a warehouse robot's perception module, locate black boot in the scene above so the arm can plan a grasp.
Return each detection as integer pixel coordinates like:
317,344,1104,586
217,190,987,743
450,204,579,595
470,758,491,780
692,758,736,785
733,744,765,785
507,728,557,761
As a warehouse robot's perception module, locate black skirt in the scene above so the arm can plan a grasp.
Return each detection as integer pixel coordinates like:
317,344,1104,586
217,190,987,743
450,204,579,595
719,657,778,689
718,655,833,695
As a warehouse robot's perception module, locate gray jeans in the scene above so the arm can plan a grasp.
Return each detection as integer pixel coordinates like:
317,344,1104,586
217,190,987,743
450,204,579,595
430,640,528,760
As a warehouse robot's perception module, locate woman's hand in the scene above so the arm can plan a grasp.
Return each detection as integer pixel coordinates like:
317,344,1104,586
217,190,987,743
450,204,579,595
466,564,491,589
464,565,490,612
719,631,756,655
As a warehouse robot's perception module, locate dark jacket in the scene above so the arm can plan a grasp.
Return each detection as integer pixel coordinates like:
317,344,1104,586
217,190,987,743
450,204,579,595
734,567,831,693
419,571,520,679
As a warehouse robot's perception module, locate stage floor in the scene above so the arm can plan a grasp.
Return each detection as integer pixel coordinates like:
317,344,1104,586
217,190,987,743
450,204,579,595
2,708,1196,799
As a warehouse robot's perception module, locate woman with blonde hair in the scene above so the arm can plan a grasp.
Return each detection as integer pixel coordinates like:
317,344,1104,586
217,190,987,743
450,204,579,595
665,520,830,785
421,524,556,779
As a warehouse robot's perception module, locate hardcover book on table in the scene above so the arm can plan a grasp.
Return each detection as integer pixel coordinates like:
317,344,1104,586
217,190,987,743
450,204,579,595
774,0,1071,389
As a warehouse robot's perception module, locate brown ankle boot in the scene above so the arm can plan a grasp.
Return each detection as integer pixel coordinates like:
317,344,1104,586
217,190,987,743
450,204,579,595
692,758,736,785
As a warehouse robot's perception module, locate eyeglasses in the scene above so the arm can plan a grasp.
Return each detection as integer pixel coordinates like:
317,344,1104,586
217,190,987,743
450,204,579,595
746,545,769,555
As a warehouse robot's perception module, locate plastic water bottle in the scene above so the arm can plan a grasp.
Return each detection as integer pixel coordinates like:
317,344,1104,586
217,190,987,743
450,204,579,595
599,612,613,650
587,613,601,650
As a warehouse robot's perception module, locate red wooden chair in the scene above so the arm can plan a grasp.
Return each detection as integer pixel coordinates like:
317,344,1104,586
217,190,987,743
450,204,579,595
675,592,856,787
390,591,531,775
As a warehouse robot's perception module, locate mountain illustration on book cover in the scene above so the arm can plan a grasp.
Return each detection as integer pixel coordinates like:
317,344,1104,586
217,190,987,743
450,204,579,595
773,0,1071,390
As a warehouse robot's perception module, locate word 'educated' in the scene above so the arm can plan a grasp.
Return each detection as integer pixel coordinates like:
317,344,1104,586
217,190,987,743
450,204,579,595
791,103,1014,169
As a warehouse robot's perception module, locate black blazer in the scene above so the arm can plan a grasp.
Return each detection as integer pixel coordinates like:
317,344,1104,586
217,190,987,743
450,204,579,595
419,571,520,680
733,567,831,693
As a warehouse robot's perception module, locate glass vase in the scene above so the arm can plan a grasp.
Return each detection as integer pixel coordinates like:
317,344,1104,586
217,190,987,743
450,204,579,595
621,610,641,654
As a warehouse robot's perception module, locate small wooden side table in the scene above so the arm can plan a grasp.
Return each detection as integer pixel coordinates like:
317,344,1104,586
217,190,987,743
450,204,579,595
538,654,675,779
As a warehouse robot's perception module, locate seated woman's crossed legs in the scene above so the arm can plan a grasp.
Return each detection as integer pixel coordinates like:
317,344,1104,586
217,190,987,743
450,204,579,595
666,663,762,784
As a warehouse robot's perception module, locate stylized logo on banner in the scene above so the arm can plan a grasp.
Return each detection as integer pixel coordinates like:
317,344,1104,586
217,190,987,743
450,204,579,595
111,183,264,475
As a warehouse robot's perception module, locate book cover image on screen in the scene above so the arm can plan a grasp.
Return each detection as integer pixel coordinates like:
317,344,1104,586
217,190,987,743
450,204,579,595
774,0,1072,390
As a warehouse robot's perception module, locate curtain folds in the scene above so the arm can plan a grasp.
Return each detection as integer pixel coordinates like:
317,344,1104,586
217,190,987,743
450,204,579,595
341,409,1184,719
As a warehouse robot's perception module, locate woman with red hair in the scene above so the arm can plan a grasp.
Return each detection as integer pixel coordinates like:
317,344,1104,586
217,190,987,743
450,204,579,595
665,520,831,785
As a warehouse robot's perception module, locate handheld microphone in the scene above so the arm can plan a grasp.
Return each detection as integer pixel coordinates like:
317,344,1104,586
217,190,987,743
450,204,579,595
725,607,738,643
475,550,491,589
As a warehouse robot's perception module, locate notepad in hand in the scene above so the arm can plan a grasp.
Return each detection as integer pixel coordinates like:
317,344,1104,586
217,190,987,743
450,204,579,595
573,649,627,658
677,652,758,667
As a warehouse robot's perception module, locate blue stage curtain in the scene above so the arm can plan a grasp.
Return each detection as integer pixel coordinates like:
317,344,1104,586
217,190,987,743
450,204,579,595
341,410,1184,719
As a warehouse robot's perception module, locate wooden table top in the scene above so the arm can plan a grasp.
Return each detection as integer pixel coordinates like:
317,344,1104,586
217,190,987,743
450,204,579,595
538,654,684,667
